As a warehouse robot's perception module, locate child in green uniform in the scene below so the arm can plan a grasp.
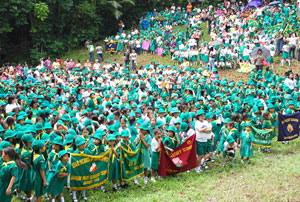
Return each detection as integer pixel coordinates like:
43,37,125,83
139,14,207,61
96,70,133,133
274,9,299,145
19,134,34,200
222,136,237,167
240,123,254,164
1,147,26,202
32,140,48,202
72,136,90,201
48,150,71,202
120,130,138,185
136,122,152,185
261,112,274,152
150,128,162,182
163,125,181,154
105,134,120,192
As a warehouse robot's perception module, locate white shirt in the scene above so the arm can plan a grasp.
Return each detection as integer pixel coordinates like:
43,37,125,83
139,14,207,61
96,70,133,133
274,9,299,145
151,138,159,152
195,120,209,142
170,117,181,126
284,78,296,90
5,103,20,114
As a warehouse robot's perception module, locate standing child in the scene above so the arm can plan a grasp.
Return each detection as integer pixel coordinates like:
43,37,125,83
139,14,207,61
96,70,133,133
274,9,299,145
163,125,181,154
282,41,290,66
32,140,48,202
136,123,152,185
0,147,27,202
19,134,35,201
195,110,211,173
72,137,90,201
47,150,71,202
240,123,254,164
105,134,120,192
150,129,162,182
120,130,139,185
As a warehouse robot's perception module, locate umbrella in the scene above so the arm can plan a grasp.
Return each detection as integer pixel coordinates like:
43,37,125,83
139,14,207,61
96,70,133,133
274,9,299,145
251,46,271,59
243,0,264,11
209,40,223,46
269,1,282,6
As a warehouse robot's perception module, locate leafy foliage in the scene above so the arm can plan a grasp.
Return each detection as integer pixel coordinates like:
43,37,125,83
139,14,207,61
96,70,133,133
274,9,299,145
0,0,194,64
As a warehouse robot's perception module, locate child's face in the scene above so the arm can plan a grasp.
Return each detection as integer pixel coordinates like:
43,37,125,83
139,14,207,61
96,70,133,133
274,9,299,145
116,136,121,141
122,137,129,142
168,131,174,137
155,131,161,139
82,130,89,137
2,152,9,162
108,140,115,146
246,126,251,132
120,120,126,128
78,144,85,151
40,145,46,153
61,154,69,162
93,138,101,145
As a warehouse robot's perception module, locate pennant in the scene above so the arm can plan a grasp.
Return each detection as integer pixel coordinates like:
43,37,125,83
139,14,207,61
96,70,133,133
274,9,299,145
70,151,110,191
252,127,273,148
158,135,197,176
119,142,144,181
278,112,300,141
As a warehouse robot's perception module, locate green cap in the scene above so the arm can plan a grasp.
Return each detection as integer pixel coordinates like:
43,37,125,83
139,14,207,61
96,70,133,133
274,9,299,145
53,137,64,146
106,134,116,141
0,141,11,151
227,136,235,144
32,140,46,150
75,136,86,147
4,130,15,140
58,150,69,159
21,134,35,143
121,130,130,137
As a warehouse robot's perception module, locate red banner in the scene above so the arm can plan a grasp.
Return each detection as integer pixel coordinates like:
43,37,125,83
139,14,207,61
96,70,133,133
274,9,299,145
158,135,197,176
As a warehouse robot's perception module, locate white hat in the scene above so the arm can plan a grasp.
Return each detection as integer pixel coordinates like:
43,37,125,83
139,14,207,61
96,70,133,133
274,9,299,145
280,29,283,32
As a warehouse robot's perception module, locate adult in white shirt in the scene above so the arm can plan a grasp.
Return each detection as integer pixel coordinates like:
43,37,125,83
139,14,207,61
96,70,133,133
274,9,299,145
287,33,298,60
194,110,211,172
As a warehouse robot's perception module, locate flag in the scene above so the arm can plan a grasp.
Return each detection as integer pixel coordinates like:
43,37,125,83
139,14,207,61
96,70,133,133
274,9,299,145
104,41,118,52
119,142,144,181
157,47,163,56
252,127,273,147
70,151,110,191
158,135,197,176
142,41,150,50
278,112,300,141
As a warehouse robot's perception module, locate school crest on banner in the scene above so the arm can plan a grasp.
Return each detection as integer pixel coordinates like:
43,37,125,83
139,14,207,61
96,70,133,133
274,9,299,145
70,151,110,191
278,112,300,141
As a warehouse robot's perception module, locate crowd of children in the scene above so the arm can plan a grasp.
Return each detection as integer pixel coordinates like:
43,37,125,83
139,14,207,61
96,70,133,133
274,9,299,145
101,2,299,71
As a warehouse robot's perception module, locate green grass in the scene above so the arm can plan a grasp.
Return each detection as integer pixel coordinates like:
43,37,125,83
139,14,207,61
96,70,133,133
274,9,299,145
12,139,300,202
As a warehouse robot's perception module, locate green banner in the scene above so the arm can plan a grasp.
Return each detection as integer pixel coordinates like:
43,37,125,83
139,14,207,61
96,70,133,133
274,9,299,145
120,142,144,181
70,151,110,191
248,19,259,29
252,127,274,148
